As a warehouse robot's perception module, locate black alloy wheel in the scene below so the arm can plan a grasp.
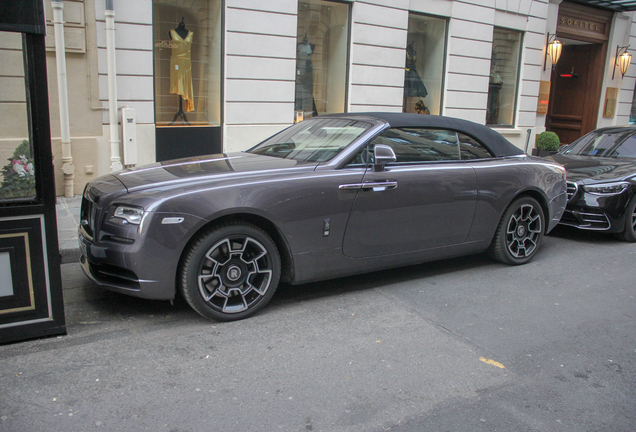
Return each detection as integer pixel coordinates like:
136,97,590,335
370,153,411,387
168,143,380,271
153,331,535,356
619,195,636,242
489,196,544,265
179,222,281,321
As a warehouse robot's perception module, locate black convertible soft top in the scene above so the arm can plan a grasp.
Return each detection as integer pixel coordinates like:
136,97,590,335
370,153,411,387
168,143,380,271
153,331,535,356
328,112,525,158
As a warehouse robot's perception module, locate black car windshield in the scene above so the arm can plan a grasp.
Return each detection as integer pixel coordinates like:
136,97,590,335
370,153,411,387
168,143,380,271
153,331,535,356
563,130,636,158
247,118,372,162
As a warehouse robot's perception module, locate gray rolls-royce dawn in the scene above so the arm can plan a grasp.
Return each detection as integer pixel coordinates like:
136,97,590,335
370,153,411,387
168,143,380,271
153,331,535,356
79,113,567,321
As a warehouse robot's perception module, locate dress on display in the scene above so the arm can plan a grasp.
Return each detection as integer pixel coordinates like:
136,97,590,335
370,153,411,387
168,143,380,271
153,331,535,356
294,38,317,117
169,28,194,112
404,42,428,98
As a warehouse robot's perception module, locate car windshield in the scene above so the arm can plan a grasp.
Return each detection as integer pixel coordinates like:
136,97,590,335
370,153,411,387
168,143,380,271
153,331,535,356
562,130,636,158
247,118,372,162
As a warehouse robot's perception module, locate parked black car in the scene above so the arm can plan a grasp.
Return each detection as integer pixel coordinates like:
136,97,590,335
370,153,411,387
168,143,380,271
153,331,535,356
79,113,567,321
548,126,636,241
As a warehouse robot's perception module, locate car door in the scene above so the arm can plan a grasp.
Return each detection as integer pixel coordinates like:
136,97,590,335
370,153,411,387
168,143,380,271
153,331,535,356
342,128,478,258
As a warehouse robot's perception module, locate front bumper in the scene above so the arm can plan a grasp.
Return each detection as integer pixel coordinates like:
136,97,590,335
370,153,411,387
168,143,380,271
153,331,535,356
79,210,206,300
558,182,633,232
547,190,567,233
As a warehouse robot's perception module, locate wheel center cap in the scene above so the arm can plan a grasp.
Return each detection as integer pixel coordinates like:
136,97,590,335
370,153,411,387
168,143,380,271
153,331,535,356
226,265,242,282
517,225,526,237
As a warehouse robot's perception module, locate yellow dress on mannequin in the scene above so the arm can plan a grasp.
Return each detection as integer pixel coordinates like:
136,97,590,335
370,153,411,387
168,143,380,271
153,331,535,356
169,29,194,112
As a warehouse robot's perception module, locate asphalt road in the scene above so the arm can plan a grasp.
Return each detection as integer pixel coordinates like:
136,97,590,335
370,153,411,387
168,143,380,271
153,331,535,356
1,226,634,432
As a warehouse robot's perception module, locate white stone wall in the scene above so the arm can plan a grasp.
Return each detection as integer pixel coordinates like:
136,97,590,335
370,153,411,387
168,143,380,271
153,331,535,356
224,0,298,152
90,0,636,162
349,1,408,112
610,11,636,126
345,0,551,148
94,0,155,165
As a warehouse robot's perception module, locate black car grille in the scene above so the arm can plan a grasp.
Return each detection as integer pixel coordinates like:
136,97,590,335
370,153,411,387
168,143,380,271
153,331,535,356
560,208,611,230
566,182,578,202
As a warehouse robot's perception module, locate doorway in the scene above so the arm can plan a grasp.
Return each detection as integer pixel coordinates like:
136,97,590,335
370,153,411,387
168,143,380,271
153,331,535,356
546,42,606,144
545,1,613,145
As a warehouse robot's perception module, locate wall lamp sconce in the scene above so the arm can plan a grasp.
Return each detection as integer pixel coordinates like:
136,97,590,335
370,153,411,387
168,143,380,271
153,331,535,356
544,33,562,71
612,45,632,79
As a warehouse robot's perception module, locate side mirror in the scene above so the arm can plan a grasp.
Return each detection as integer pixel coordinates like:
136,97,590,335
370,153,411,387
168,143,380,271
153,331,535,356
373,144,396,172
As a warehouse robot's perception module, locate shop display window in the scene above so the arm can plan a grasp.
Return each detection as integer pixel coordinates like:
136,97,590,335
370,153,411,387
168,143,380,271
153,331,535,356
487,27,522,127
153,0,222,127
403,14,447,116
295,0,350,122
0,31,36,202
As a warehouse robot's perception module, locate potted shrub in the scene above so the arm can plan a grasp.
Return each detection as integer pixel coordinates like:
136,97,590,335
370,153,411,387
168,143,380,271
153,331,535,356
532,131,560,156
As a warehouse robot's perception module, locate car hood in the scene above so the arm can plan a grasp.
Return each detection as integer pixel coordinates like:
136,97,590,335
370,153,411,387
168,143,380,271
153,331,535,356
548,153,636,183
114,152,316,192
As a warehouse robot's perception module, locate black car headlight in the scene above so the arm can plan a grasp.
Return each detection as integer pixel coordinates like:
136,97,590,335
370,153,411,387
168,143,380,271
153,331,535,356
583,182,630,195
113,206,144,225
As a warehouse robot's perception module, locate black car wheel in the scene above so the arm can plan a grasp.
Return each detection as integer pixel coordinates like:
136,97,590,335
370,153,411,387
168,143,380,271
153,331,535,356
489,196,544,265
619,195,636,242
179,222,281,321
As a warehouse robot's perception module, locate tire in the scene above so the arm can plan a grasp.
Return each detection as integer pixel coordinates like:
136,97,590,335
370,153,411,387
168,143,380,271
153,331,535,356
488,196,545,265
179,222,281,321
619,195,636,242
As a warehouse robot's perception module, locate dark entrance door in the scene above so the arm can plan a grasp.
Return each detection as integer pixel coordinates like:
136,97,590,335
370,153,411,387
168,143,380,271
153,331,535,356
546,43,605,144
0,2,66,343
546,1,613,145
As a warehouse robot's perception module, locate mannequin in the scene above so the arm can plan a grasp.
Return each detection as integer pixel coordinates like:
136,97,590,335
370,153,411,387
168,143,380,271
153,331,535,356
404,41,429,114
404,41,428,98
169,17,194,124
294,35,317,119
487,52,503,124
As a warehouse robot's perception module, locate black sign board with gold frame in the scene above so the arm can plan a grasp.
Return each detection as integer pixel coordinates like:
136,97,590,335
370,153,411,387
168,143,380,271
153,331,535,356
0,1,66,343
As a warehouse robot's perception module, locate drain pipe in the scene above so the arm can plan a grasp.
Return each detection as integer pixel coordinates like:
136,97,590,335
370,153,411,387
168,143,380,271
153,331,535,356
51,0,75,197
105,0,123,172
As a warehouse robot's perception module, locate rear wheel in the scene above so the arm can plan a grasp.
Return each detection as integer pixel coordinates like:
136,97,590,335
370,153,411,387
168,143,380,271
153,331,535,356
179,222,281,321
619,195,636,242
488,197,545,265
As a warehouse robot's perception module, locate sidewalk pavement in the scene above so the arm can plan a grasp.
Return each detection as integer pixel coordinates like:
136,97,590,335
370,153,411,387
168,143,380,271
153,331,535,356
56,195,81,264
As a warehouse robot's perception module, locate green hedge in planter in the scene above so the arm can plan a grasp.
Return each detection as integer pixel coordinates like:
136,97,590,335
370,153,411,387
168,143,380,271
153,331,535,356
536,131,560,151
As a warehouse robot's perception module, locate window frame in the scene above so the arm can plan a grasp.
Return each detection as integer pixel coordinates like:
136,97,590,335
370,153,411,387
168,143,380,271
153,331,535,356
345,127,495,167
152,0,224,128
402,12,449,116
486,27,524,128
294,0,352,122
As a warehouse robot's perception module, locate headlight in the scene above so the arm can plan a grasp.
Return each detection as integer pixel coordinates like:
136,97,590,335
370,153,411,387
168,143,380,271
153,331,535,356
113,206,144,224
583,182,630,195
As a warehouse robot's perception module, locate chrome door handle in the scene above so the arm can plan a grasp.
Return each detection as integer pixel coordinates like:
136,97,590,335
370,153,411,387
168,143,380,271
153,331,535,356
338,183,363,190
339,181,397,192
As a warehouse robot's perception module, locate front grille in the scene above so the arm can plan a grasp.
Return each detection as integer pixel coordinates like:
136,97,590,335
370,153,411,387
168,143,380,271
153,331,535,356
560,208,611,230
566,182,578,202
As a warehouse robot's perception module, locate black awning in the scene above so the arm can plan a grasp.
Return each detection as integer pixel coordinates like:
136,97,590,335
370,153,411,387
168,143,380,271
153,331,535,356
570,0,636,12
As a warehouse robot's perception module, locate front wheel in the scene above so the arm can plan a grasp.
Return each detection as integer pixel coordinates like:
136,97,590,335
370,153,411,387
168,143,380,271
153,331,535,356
488,197,545,265
179,222,281,321
619,195,636,242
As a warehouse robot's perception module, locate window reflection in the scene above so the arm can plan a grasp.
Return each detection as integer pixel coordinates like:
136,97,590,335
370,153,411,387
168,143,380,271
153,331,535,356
0,31,36,201
487,28,522,127
153,0,222,127
295,0,349,122
403,14,447,116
